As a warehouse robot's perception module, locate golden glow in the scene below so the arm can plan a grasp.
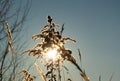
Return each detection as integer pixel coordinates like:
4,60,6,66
45,48,58,61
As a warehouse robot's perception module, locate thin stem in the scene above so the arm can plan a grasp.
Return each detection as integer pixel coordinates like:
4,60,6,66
51,61,54,81
58,59,61,81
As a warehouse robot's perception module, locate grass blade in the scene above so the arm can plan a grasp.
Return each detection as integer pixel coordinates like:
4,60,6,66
78,48,81,62
109,73,114,81
99,75,101,81
34,63,47,81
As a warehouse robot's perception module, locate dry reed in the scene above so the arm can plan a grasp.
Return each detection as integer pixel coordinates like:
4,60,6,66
21,16,90,81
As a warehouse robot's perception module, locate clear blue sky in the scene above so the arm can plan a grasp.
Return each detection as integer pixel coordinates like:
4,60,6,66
24,0,120,81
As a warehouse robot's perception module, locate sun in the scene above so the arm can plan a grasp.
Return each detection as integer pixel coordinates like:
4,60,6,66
45,48,58,61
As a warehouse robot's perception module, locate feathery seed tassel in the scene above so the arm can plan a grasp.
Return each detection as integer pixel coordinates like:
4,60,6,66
4,20,16,57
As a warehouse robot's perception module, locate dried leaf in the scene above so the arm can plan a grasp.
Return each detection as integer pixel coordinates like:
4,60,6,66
61,37,76,43
46,70,52,77
35,43,42,48
68,55,76,64
41,25,49,32
21,49,42,57
32,34,44,41
34,63,47,81
19,70,28,76
19,70,35,81
80,71,89,81
73,62,83,73
21,50,30,55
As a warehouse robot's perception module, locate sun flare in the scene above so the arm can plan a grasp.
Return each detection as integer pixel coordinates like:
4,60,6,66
45,48,58,61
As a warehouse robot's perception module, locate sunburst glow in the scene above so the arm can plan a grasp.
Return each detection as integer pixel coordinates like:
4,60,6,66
45,48,58,61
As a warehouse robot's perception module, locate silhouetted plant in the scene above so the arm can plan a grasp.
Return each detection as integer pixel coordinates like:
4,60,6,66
22,16,90,81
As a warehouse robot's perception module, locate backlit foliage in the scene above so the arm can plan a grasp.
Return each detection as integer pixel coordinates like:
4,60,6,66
21,16,89,81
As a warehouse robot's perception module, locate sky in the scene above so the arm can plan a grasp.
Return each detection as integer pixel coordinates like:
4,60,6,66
22,0,120,81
